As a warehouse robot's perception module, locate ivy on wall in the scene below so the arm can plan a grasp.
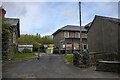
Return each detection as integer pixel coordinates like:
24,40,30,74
2,18,13,60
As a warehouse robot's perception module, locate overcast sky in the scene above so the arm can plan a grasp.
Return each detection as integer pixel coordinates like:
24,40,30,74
1,0,119,36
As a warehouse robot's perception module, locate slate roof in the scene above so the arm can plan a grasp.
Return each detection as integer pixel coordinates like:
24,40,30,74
86,15,120,33
52,25,86,35
4,18,19,26
4,18,20,37
60,25,86,31
18,45,33,48
97,15,120,23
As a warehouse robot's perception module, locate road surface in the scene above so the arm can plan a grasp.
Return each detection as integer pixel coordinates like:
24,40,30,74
2,53,119,78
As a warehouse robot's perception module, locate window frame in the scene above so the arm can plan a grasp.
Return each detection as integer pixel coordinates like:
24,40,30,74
75,32,80,38
64,31,69,38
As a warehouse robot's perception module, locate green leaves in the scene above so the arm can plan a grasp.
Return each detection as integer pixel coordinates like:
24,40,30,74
18,34,53,51
2,19,12,60
18,34,53,45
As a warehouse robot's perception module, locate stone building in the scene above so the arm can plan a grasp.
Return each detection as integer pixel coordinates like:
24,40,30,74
52,25,88,54
18,45,33,52
1,7,20,60
85,15,120,67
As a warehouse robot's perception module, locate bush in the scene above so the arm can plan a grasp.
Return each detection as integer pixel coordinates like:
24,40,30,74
22,48,32,53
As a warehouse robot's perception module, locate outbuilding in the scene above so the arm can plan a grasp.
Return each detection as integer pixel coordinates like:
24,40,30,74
86,15,120,72
18,45,33,53
86,15,120,56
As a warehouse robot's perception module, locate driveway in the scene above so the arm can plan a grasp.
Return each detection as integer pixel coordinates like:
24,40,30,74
2,54,119,78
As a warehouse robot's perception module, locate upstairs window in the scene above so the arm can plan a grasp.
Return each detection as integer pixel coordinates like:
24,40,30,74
64,31,69,38
75,32,80,38
82,34,87,38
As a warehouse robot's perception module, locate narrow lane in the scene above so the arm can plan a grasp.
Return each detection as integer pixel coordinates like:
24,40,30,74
2,54,119,78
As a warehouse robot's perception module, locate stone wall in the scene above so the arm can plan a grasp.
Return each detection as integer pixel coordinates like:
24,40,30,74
96,61,120,73
88,52,120,66
88,53,96,66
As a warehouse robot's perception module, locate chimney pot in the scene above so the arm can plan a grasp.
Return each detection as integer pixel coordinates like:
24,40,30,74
0,7,6,18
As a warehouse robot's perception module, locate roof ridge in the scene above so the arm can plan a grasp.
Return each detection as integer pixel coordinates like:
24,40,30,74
5,18,19,20
95,15,120,21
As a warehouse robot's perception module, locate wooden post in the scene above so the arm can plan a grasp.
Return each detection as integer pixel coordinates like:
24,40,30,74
65,38,67,55
72,38,74,53
79,1,82,53
37,43,40,60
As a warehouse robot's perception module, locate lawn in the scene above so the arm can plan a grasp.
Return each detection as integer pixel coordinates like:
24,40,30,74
2,53,36,64
64,54,73,63
11,53,36,60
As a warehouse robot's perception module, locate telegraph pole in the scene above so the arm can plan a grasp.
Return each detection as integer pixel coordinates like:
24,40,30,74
79,1,82,53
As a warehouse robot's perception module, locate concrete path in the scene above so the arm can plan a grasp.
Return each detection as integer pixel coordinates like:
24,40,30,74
2,54,119,78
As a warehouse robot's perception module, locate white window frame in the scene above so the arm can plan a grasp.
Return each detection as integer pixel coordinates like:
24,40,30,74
64,31,69,38
75,32,80,38
82,44,88,51
82,34,87,38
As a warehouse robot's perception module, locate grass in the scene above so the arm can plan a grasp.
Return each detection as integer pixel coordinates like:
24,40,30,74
2,53,36,64
11,53,36,60
64,54,73,63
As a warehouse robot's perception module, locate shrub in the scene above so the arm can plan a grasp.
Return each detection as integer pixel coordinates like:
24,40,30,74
22,48,32,53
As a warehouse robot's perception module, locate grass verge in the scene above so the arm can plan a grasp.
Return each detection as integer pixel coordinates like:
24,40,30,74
64,54,73,63
3,53,36,64
11,53,36,60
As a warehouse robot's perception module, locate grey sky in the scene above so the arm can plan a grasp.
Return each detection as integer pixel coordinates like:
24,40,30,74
1,0,119,36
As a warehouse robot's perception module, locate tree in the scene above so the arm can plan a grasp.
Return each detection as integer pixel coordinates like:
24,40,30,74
41,35,53,44
18,34,53,52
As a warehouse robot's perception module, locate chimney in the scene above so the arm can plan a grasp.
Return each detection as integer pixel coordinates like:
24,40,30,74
0,7,6,18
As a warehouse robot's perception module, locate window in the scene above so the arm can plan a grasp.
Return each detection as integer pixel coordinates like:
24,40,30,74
64,31,69,38
74,43,79,50
69,32,74,38
75,32,80,38
66,43,72,50
82,34,87,38
82,44,88,51
83,44,87,49
62,44,65,48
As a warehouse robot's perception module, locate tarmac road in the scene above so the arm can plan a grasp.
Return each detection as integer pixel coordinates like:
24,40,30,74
2,54,119,78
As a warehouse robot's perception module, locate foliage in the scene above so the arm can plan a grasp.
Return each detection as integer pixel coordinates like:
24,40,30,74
2,19,12,38
13,44,17,54
11,53,36,60
64,54,73,63
2,19,12,60
41,36,53,44
22,48,32,53
18,34,53,51
40,49,46,53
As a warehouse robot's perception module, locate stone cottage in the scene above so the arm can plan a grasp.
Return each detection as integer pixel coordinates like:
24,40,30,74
86,15,120,72
52,25,88,54
1,7,20,60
